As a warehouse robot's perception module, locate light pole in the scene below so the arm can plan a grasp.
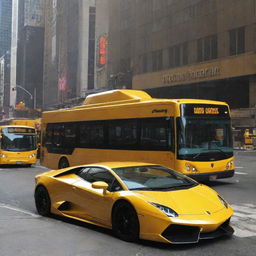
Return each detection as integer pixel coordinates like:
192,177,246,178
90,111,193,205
16,84,36,109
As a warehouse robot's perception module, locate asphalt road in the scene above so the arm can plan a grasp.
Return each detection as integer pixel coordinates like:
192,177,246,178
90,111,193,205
0,151,255,256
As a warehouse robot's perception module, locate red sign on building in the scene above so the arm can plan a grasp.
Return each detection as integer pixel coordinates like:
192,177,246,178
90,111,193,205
98,36,107,66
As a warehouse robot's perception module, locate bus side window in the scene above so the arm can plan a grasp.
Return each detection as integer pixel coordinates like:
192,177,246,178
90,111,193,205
45,124,53,147
64,124,76,147
52,124,64,148
140,118,173,151
79,122,104,148
108,119,137,148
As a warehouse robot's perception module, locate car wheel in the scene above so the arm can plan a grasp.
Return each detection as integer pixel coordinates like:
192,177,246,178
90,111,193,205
58,157,69,169
35,186,51,216
112,201,139,242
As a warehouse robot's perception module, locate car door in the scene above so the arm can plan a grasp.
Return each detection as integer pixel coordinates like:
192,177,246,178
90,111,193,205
49,167,85,211
72,167,122,226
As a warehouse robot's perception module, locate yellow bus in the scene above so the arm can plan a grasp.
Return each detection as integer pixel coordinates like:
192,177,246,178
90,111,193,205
0,118,41,156
40,90,234,181
0,118,40,128
0,125,37,166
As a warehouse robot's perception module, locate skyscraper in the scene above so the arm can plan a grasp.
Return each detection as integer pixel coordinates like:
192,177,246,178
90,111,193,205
0,0,12,117
0,0,12,57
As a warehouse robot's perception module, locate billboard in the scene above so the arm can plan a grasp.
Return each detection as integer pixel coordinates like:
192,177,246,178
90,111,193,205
97,36,107,67
24,0,45,27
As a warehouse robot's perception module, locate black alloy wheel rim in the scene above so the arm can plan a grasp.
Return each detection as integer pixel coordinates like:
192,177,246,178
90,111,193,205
115,205,137,237
36,189,48,213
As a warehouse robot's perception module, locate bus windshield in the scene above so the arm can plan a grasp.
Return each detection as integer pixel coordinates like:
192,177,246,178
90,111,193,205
177,117,233,161
1,128,37,152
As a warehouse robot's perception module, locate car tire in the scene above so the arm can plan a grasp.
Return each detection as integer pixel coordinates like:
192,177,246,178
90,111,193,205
58,157,69,169
35,186,51,216
112,201,139,242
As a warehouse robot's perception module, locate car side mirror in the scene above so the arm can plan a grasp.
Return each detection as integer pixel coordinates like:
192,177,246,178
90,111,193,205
92,181,109,194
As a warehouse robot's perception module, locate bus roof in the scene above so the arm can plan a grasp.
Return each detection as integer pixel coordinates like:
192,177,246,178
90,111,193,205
81,90,228,106
42,90,228,115
0,125,36,130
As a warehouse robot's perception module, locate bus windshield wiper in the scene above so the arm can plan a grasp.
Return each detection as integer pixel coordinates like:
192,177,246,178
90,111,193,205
193,147,228,159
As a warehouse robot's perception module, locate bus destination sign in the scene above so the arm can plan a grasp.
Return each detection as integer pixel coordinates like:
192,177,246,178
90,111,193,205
193,107,219,115
6,127,35,134
181,104,229,117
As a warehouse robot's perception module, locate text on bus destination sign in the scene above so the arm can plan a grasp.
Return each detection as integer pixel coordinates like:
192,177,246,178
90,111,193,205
194,107,219,115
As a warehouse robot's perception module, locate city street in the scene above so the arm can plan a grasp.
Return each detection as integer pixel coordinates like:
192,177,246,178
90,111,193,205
0,151,255,256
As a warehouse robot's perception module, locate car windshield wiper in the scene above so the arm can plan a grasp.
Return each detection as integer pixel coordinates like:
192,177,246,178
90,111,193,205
145,183,197,191
130,187,153,191
170,183,198,189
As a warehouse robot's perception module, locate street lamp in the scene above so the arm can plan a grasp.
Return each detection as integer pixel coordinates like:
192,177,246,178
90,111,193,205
15,84,36,109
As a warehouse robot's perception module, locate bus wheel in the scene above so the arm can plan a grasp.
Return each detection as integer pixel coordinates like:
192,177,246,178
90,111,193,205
58,157,69,169
34,186,51,216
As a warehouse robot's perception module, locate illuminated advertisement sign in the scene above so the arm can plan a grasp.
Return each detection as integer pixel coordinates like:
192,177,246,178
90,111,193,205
98,36,107,66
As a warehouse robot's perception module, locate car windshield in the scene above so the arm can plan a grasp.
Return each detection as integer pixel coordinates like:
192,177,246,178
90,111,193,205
1,128,37,152
112,165,197,191
177,117,233,161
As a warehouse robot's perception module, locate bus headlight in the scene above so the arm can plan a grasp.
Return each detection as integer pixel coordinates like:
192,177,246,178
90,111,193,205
226,160,234,170
185,163,197,173
0,154,7,158
29,153,36,158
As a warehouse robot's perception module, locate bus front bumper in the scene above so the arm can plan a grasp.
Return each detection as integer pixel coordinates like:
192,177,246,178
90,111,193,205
188,170,235,181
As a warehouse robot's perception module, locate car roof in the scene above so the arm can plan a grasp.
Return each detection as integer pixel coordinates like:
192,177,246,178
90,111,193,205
38,162,160,178
84,162,158,169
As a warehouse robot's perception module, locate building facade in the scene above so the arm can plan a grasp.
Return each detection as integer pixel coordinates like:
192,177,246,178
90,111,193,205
0,0,12,117
43,0,97,109
10,0,44,117
108,0,256,131
94,0,109,91
0,0,12,57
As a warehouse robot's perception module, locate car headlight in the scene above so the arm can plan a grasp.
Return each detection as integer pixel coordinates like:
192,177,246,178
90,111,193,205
0,154,7,158
150,202,178,217
218,195,228,208
29,153,36,158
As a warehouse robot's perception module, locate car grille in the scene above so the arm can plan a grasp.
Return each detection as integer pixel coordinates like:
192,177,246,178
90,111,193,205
162,224,200,244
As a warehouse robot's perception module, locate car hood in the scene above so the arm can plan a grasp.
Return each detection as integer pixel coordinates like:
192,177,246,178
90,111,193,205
133,184,225,215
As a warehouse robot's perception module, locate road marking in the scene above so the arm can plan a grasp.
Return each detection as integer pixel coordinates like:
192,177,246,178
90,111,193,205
231,203,256,238
235,166,244,169
235,172,248,175
34,165,49,169
0,203,39,218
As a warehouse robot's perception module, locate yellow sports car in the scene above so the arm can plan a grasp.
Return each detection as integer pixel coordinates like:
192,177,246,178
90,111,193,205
34,162,234,244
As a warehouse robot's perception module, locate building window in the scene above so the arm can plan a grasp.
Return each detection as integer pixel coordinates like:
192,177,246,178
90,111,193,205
120,58,130,73
152,49,163,72
197,34,217,62
140,53,148,73
169,42,188,68
88,6,96,89
229,27,245,56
